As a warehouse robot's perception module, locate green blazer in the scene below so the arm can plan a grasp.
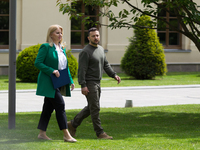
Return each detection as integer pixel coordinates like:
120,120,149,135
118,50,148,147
34,43,73,98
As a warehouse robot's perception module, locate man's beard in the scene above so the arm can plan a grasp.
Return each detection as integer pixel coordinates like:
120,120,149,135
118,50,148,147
91,40,99,46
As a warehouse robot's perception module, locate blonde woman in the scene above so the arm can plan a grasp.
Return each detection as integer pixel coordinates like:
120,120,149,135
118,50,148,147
34,24,76,142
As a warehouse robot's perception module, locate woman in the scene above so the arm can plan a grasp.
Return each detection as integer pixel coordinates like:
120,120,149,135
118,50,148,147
34,24,77,143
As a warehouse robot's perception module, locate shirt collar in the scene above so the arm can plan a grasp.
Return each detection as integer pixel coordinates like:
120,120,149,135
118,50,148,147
53,43,62,50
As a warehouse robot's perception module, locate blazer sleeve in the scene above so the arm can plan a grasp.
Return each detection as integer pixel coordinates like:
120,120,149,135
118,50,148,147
63,48,74,85
67,64,74,84
34,44,55,76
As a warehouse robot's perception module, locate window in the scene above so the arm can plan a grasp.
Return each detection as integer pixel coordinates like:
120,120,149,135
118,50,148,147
157,4,181,49
0,0,9,49
71,1,99,49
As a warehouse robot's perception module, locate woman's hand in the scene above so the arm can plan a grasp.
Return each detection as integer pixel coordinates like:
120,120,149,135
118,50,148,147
53,70,60,77
71,84,75,91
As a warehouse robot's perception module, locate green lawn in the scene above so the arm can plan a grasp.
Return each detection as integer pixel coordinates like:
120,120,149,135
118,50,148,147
0,105,200,150
1,72,200,149
1,72,200,90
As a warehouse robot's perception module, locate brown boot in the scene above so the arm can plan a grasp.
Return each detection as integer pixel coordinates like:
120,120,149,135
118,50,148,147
67,121,76,137
98,132,113,140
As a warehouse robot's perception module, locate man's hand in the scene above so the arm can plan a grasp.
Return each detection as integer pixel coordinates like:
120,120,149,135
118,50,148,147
81,87,89,96
114,75,121,84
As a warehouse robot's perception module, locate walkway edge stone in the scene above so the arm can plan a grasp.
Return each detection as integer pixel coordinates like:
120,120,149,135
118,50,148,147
1,84,200,93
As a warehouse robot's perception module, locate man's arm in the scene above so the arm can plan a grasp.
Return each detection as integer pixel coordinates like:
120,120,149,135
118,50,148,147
78,51,89,88
103,56,116,78
103,55,121,84
78,51,90,95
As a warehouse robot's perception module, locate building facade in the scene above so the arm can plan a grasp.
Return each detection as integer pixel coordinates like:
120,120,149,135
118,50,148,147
0,0,200,75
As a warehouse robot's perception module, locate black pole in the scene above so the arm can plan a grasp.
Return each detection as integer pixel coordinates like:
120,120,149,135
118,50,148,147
8,0,16,129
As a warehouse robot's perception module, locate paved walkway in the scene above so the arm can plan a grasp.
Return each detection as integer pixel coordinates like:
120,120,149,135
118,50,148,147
1,85,200,113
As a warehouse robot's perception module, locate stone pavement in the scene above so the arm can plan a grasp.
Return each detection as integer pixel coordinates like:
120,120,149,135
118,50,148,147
1,85,200,113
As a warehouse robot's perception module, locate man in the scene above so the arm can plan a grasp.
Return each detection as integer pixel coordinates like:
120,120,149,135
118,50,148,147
68,27,121,139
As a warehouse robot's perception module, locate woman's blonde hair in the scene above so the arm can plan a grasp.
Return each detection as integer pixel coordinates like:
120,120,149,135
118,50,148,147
46,24,64,47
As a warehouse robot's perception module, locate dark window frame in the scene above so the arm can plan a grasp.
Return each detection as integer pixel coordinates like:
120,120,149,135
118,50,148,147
71,1,99,49
0,0,9,49
157,5,182,49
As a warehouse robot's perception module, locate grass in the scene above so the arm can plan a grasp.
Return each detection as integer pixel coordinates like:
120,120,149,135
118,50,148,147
1,105,200,150
1,72,200,90
1,72,200,149
0,76,37,90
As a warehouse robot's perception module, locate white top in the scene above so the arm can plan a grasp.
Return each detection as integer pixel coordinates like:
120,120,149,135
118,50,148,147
54,43,67,70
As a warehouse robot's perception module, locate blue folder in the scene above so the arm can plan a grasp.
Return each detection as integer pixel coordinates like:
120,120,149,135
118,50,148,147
51,68,70,89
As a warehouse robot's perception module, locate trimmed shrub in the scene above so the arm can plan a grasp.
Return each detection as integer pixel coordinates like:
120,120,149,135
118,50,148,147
16,44,41,82
16,44,78,82
66,50,78,79
121,15,167,79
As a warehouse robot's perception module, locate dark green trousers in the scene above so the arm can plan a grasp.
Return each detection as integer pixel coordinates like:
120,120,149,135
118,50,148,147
71,81,104,136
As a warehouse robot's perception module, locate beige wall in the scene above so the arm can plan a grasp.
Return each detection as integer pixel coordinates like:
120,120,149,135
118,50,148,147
0,53,9,65
104,1,135,64
1,0,200,68
20,0,71,50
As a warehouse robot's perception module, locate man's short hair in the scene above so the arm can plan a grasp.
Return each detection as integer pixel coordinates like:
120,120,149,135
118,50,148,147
88,27,99,36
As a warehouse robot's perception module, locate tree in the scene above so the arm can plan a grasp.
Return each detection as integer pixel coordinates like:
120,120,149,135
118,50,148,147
57,0,200,51
121,15,167,79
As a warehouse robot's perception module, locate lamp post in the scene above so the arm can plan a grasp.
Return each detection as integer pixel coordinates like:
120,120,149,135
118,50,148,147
8,0,16,129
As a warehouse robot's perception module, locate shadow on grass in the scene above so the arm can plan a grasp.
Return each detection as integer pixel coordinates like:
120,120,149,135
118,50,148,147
0,107,200,145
